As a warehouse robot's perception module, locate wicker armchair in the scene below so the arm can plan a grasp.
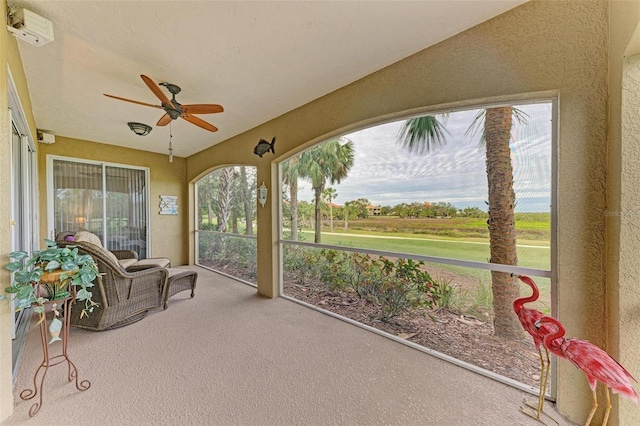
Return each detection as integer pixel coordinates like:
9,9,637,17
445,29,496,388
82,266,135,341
57,236,168,331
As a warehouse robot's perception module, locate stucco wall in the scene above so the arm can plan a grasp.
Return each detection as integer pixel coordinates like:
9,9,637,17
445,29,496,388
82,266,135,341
608,4,640,426
187,1,636,423
36,137,188,266
617,53,640,426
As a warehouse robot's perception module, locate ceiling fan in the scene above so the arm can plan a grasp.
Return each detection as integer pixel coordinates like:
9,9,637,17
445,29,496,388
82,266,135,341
104,75,223,132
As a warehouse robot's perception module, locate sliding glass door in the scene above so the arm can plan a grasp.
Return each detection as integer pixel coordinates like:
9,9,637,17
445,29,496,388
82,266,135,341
48,157,150,258
9,116,37,339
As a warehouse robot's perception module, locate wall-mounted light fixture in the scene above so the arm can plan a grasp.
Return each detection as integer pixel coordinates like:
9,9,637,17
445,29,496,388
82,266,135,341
127,122,152,136
258,182,268,207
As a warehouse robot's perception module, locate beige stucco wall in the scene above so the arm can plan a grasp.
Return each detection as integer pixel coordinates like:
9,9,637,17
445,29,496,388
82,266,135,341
36,137,189,266
617,53,640,425
187,1,640,424
607,3,640,426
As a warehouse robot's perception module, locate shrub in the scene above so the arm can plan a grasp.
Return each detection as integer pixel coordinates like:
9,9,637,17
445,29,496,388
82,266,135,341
283,247,459,321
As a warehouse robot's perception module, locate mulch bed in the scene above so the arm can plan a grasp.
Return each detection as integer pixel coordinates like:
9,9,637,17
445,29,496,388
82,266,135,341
283,282,541,388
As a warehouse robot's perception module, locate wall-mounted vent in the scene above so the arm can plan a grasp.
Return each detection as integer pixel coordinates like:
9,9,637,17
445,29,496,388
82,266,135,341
37,130,55,144
7,8,54,47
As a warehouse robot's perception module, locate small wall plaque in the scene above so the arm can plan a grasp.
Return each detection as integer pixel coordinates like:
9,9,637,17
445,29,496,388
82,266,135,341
159,195,178,215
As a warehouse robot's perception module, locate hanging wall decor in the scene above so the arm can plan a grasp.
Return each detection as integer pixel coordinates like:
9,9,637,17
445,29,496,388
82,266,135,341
159,195,178,215
254,137,275,157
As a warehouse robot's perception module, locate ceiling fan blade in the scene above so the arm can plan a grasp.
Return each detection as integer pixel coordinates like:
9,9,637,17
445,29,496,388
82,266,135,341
157,113,172,127
181,104,224,114
104,93,163,109
140,74,175,109
182,113,218,132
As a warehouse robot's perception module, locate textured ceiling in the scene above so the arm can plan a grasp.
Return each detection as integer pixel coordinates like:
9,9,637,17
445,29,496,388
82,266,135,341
11,1,526,157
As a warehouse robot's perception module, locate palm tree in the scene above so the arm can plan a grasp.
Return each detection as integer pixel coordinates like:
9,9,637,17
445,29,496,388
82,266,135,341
397,109,525,340
282,155,302,240
322,187,338,232
298,138,355,243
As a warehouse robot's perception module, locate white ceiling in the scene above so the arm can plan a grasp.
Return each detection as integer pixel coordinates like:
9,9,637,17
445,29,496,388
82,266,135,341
11,0,527,157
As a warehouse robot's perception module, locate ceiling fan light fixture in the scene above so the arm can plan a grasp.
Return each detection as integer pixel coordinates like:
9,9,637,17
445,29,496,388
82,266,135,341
127,122,152,136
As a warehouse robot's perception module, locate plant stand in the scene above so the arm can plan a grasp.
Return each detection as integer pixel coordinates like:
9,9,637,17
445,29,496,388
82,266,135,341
19,295,90,416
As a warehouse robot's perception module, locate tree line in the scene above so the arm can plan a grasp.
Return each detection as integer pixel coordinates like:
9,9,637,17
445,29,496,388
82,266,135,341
283,199,487,227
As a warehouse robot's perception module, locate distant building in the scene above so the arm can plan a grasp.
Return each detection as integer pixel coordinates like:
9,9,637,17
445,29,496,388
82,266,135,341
366,204,381,216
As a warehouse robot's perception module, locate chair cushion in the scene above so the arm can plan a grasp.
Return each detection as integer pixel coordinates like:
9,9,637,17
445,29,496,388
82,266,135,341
133,258,170,268
118,258,138,269
74,231,120,265
125,258,171,272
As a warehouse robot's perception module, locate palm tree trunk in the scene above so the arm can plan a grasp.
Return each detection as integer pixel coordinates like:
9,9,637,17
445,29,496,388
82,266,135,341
290,180,299,240
206,203,213,227
239,166,253,236
313,186,323,243
231,209,238,234
329,202,334,232
485,106,524,340
216,168,234,233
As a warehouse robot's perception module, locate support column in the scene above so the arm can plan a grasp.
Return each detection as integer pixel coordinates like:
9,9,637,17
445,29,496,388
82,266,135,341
256,164,278,298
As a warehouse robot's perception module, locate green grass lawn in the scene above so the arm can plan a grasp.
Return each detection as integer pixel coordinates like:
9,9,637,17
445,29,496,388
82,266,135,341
296,224,553,315
298,229,550,270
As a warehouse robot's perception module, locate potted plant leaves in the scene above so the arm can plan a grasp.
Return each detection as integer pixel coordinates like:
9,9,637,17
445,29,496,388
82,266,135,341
3,239,99,320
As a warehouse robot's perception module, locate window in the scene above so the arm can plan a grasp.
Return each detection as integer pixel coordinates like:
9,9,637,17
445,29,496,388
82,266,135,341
279,100,554,390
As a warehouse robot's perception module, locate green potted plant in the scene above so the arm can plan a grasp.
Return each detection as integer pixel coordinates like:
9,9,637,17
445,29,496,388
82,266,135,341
3,239,99,320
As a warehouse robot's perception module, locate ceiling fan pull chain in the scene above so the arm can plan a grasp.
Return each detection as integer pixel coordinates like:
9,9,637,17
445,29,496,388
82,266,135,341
168,122,174,163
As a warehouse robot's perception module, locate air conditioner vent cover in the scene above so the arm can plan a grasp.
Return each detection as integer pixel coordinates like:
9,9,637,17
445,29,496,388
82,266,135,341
7,8,54,47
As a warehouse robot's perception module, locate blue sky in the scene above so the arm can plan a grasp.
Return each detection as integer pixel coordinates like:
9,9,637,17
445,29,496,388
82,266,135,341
296,102,552,212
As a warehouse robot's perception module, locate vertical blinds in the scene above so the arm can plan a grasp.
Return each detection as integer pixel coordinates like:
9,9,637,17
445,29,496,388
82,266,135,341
53,159,148,258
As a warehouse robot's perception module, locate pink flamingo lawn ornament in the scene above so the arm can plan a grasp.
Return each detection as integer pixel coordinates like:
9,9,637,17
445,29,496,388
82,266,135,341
536,316,638,426
513,274,558,421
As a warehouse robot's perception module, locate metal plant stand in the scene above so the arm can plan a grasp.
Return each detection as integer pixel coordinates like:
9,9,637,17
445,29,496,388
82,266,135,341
19,295,90,416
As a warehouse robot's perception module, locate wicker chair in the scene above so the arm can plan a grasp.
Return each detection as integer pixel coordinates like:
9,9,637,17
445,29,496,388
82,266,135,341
56,235,168,331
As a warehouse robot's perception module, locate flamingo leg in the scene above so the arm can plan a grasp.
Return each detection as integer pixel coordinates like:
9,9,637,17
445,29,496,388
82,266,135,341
584,388,598,426
522,347,558,424
602,388,611,426
537,347,551,416
521,347,545,417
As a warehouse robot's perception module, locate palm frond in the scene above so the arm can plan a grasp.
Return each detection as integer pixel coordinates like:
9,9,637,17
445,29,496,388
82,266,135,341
396,115,449,155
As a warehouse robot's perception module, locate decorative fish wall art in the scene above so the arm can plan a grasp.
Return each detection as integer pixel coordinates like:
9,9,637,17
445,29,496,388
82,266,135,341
254,137,275,157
